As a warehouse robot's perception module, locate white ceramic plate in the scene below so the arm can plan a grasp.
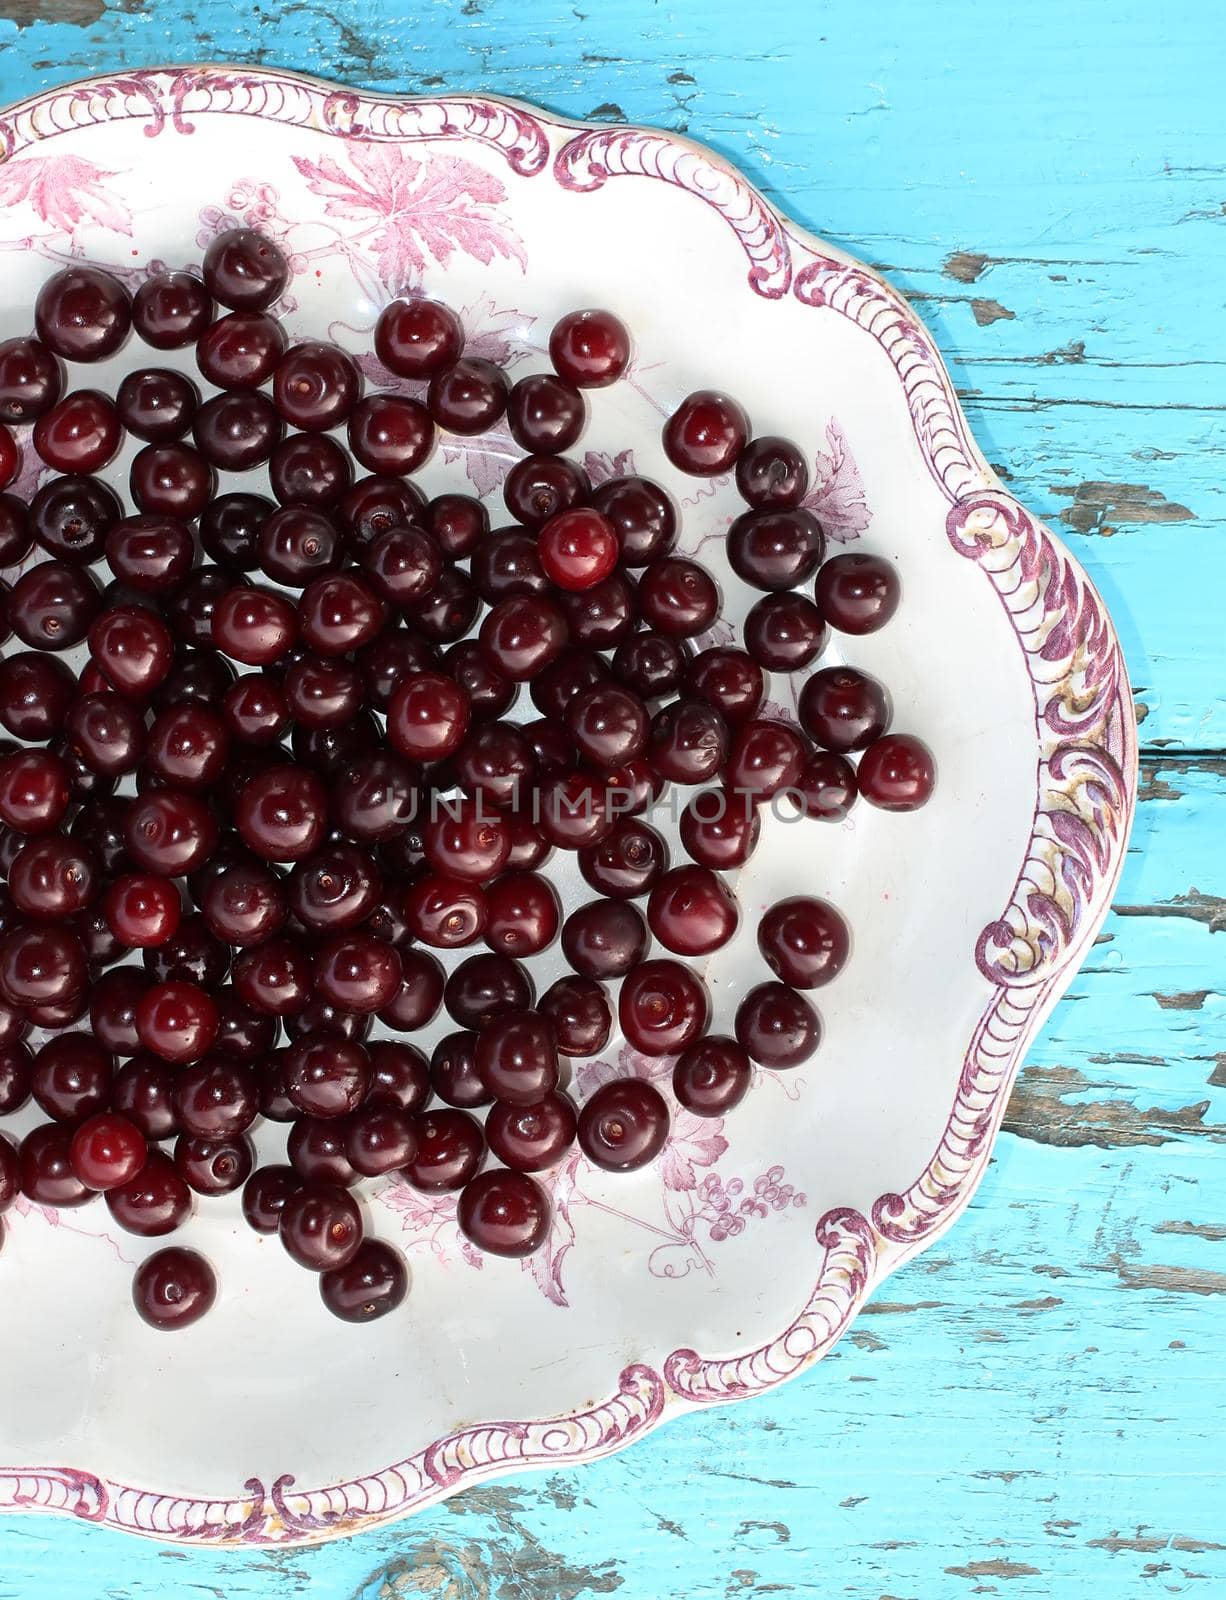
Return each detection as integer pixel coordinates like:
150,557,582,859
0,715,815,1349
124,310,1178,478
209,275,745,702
0,67,1136,1546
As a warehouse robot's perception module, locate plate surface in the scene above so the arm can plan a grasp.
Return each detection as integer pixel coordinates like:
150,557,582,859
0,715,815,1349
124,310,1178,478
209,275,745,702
0,67,1136,1546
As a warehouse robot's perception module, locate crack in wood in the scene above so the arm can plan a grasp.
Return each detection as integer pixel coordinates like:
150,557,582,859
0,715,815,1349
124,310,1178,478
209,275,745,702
1003,1065,1221,1150
1115,889,1226,934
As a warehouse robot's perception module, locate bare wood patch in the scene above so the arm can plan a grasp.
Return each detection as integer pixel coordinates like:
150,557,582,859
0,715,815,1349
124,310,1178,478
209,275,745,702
1153,1220,1226,1242
971,298,1016,327
945,1558,1042,1580
1116,888,1226,934
942,250,992,283
1049,480,1194,534
1153,990,1211,1010
0,0,109,23
1002,1064,1220,1150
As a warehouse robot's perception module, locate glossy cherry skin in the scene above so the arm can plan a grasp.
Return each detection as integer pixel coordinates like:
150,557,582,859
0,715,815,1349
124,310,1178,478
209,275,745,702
200,491,273,571
458,1168,550,1257
744,593,828,671
197,309,286,388
798,667,890,753
549,309,631,387
106,513,195,593
35,266,131,361
129,443,215,520
288,843,379,933
637,558,720,637
0,749,71,834
19,1123,94,1207
193,389,283,470
685,648,765,724
7,834,97,921
112,1053,180,1140
454,721,537,810
66,1113,146,1191
173,1056,257,1139
423,796,511,882
536,769,616,850
503,454,590,529
145,912,233,987
472,527,548,604
480,596,570,682
540,972,611,1062
132,272,213,348
287,1116,359,1186
0,1133,19,1212
0,1042,32,1115
172,1132,254,1197
347,392,432,474
672,1036,753,1117
10,560,100,650
360,629,438,712
104,1149,191,1236
427,357,509,434
647,865,740,956
31,1034,113,1121
125,789,219,876
234,764,327,862
735,435,810,509
735,981,820,1068
136,981,220,1065
663,390,749,476
209,586,295,668
0,493,32,568
758,896,850,988
612,631,690,699
284,1036,370,1119
116,366,198,444
856,733,936,811
241,1164,301,1234
360,525,442,610
578,1078,670,1171
728,507,824,591
403,873,487,949
578,819,667,900
724,718,808,804
203,226,289,309
590,476,676,566
298,574,384,657
383,674,470,768
320,1238,408,1321
223,673,290,746
406,565,480,644
0,335,63,421
339,474,426,549
814,552,901,634
0,924,88,1009
430,1030,491,1109
486,1091,577,1173
483,871,560,959
231,938,312,1017
562,900,649,980
649,698,729,786
143,703,229,791
269,433,353,508
426,491,488,561
507,372,585,453
375,297,463,378
87,966,147,1053
274,340,362,430
104,874,182,947
255,501,343,586
345,1105,419,1178
0,651,76,739
314,933,402,1014
359,1042,428,1117
86,606,171,698
31,474,121,565
331,753,418,845
796,751,858,821
402,1108,484,1193
538,508,619,591
133,1246,217,1330
444,952,533,1032
475,1009,560,1105
564,682,648,770
619,959,710,1056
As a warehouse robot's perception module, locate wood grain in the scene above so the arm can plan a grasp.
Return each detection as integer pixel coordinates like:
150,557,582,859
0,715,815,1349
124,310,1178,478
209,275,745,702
0,1,1221,1595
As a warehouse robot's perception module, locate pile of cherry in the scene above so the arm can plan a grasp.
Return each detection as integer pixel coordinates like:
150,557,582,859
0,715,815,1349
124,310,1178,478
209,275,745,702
0,228,933,1331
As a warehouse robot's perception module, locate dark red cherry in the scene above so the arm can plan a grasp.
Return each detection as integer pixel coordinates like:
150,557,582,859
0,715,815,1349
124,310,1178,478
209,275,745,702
663,390,749,476
549,309,630,387
403,873,487,948
405,564,479,644
347,392,432,474
173,1056,257,1137
360,628,439,711
744,593,827,671
200,491,274,571
234,764,327,862
472,526,548,603
579,818,668,899
619,959,710,1055
648,698,729,785
0,924,86,1009
132,272,213,349
256,506,341,589
815,552,901,634
685,647,765,724
125,789,218,876
242,1164,301,1234
130,443,215,520
0,652,76,739
486,1091,577,1173
538,508,619,591
503,454,590,528
856,733,935,811
274,340,362,431
174,1133,254,1196
387,672,470,763
231,937,312,1016
427,492,488,561
116,367,199,443
144,911,231,987
475,1009,559,1105
536,768,616,850
32,390,120,474
375,297,463,378
320,1238,408,1321
402,1108,484,1192
647,864,739,956
193,389,284,470
637,557,720,637
0,748,71,835
105,1148,192,1235
136,981,219,1064
444,952,533,1031
103,873,181,948
35,266,131,362
507,373,585,453
724,718,808,803
223,672,291,745
427,357,509,434
112,1053,180,1140
10,560,100,651
314,932,401,1014
361,525,442,607
562,899,649,979
298,573,383,656
578,1078,670,1171
612,631,690,699
197,310,287,388
798,667,890,754
483,871,560,958
0,335,63,422
590,475,677,567
203,227,289,311
673,1037,752,1117
30,475,121,565
345,1105,418,1178
430,1030,491,1109
87,605,172,697
735,436,810,509
758,896,850,988
366,1039,431,1111
285,1036,370,1119
88,965,147,1053
339,474,427,549
19,1122,93,1206
458,1168,550,1257
480,595,569,682
796,751,858,821
269,432,353,508
735,981,820,1068
728,506,825,592
32,1033,113,1122
106,514,195,594
132,1246,217,1330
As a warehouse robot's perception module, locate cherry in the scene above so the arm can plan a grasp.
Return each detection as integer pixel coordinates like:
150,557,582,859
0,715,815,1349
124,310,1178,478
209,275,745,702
145,703,229,790
637,557,720,637
223,673,290,745
428,357,509,434
672,1036,752,1117
296,573,383,656
174,1132,253,1196
735,436,810,508
458,1168,550,1257
536,768,616,849
88,966,147,1053
472,527,548,603
130,443,215,520
203,227,289,310
19,1123,93,1206
331,750,419,842
66,1113,145,1191
193,389,284,470
798,667,890,753
232,937,312,1016
0,651,76,739
0,924,87,1008
0,1041,32,1115
503,454,590,528
0,494,32,567
136,981,220,1064
647,864,739,956
619,959,710,1055
444,952,533,1031
288,842,378,933
402,1107,484,1192
758,896,850,987
241,1164,301,1234
35,265,131,362
112,1053,180,1140
531,646,609,722
0,335,63,421
88,605,173,697
538,508,619,591
663,390,749,476
31,1034,113,1121
480,595,569,681
406,565,480,644
578,1078,670,1171
116,367,199,443
197,310,287,388
106,514,195,593
173,1056,257,1138
486,1091,578,1173
857,733,935,811
234,764,327,861
145,912,232,987
361,526,442,610
377,949,443,1034
10,559,101,650
744,593,827,671
133,1246,216,1330
347,392,432,474
197,864,289,951
31,475,121,564
483,870,560,958
423,795,511,882
320,1238,408,1321
685,647,765,724
724,718,808,803
562,900,649,980
728,507,824,591
814,551,901,633
735,982,820,1068
549,309,630,387
578,818,666,899
475,1009,559,1104
345,1105,418,1177
454,721,536,810
361,629,439,711
591,476,677,566
201,491,273,570
557,571,638,648
565,683,648,769
132,271,213,348
505,371,584,453
314,932,401,1013
270,433,353,507
274,340,362,430
404,872,487,948
340,474,426,549
125,789,218,876
428,492,488,560
387,672,470,764
284,657,363,730
287,1116,359,1185
649,698,729,785
104,874,182,947
612,631,691,699
105,1149,192,1235
375,297,463,377
0,749,71,834
430,1030,490,1109
284,1036,370,1119
366,1039,431,1112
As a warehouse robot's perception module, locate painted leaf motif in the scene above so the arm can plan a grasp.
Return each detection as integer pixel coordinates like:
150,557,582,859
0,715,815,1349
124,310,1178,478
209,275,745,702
292,144,525,292
0,155,132,237
524,1150,582,1307
803,419,871,542
660,1109,728,1192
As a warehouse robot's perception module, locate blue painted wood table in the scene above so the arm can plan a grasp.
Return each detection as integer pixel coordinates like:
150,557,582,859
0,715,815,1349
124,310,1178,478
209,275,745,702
0,3,1222,1595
